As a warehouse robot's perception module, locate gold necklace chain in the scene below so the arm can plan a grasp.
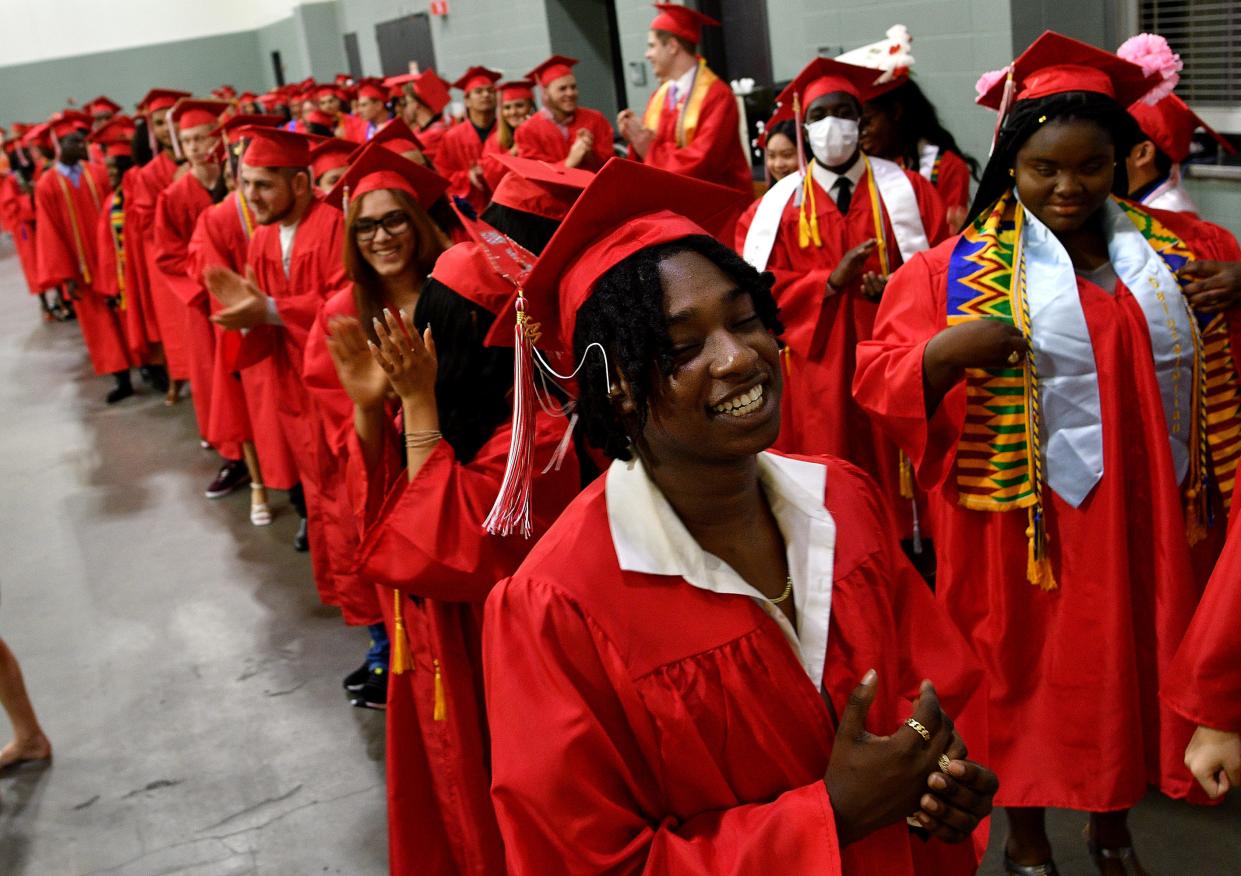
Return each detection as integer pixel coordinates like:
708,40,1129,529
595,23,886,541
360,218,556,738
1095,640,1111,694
768,576,794,605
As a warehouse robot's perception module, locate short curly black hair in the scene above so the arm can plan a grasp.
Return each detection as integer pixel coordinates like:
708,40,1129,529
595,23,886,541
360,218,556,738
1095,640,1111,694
572,234,783,461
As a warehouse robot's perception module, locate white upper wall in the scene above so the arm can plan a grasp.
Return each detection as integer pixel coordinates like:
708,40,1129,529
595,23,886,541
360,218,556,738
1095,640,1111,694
0,0,304,66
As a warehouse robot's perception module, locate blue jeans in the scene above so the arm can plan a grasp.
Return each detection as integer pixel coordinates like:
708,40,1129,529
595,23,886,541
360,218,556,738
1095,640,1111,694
365,623,390,672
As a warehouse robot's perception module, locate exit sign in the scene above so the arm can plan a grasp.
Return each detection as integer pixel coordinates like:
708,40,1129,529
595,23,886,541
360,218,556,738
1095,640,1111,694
430,0,449,15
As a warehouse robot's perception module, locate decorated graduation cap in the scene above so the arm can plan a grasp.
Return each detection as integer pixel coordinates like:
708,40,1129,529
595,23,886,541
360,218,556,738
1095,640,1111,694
323,137,449,214
241,127,315,168
649,3,719,44
430,242,527,318
139,88,191,115
453,66,502,94
88,115,136,157
835,25,916,89
976,31,1165,113
498,80,535,103
85,96,122,117
480,157,748,536
525,55,578,88
309,138,356,180
489,153,593,221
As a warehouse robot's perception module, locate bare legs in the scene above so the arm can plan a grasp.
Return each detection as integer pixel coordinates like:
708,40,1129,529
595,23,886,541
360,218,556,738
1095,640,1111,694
243,441,271,526
1006,806,1147,875
0,637,51,770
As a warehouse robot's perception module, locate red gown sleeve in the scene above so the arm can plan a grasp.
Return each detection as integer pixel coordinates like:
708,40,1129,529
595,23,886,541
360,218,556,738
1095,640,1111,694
34,176,78,288
357,412,578,603
153,187,207,307
852,242,966,490
934,152,972,219
485,575,844,876
93,193,120,298
513,116,563,165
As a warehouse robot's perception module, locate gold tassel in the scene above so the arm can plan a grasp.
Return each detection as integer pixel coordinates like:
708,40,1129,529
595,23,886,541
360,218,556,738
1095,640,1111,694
1185,486,1208,546
432,658,446,721
797,168,821,249
1025,506,1057,591
899,452,914,500
390,590,412,675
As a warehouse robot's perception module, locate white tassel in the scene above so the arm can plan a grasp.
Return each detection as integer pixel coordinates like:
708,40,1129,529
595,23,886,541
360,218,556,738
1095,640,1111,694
484,297,536,538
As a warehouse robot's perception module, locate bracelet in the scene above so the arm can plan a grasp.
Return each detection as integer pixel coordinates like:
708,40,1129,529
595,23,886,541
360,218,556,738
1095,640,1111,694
404,429,441,449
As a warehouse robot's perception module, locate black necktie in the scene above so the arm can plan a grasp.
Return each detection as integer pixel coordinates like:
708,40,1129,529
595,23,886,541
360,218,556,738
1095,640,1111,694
834,177,853,213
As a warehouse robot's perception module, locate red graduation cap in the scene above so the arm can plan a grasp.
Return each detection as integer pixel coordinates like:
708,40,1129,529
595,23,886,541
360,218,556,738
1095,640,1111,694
487,156,748,353
779,57,889,109
310,138,356,180
88,115,136,157
323,137,449,213
369,118,425,156
489,153,593,220
394,70,453,115
241,127,315,168
498,80,535,103
525,55,578,88
212,113,282,144
236,91,259,106
453,66,502,94
649,3,719,45
1129,93,1235,164
47,110,92,139
257,92,286,112
303,108,338,129
139,88,191,115
357,78,389,103
430,242,523,317
170,98,230,132
316,83,349,104
213,85,238,100
85,96,121,117
976,31,1160,110
334,73,353,86
21,122,50,151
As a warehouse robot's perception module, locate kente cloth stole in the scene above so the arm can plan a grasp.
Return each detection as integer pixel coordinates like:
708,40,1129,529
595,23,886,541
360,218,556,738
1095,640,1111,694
109,195,126,304
55,170,100,285
642,57,718,148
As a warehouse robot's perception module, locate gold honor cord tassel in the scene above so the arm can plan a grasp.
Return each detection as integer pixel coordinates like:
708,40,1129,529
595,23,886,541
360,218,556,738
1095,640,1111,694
390,590,412,675
432,658,446,721
864,156,890,276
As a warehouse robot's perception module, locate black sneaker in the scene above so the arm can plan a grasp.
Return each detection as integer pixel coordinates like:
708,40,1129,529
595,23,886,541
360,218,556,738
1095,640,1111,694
349,668,387,710
140,365,170,393
342,663,370,692
204,459,251,499
105,371,134,405
293,518,309,552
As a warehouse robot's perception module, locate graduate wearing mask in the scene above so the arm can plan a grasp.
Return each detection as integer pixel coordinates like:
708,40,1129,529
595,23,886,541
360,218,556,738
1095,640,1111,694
737,57,948,540
617,4,751,193
854,32,1241,874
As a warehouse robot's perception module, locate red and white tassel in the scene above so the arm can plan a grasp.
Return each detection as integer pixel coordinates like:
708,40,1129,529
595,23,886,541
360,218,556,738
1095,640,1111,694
792,93,806,174
484,294,536,538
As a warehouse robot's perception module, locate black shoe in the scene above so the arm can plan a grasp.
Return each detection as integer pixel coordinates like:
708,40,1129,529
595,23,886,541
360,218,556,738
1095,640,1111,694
293,518,309,552
105,371,134,405
204,459,251,499
349,668,387,710
140,364,170,393
342,663,371,692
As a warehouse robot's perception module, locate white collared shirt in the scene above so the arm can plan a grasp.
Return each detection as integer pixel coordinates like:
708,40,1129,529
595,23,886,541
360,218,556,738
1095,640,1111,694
667,64,698,110
606,452,837,689
811,153,866,208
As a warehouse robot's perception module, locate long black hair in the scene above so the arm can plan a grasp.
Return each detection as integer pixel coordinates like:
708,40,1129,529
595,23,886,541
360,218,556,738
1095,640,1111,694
868,79,980,179
411,278,514,464
131,117,154,166
480,202,560,255
572,234,783,461
965,90,1142,228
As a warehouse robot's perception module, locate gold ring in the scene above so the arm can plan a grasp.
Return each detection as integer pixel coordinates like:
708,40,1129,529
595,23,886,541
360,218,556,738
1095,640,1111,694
938,754,952,774
1007,350,1021,366
904,718,932,744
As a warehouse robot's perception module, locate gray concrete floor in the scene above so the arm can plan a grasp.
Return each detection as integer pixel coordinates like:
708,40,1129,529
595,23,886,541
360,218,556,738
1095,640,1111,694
0,236,1238,875
0,238,387,874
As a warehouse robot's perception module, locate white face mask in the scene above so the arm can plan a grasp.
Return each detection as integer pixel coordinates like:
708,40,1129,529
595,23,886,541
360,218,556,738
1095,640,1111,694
806,116,859,167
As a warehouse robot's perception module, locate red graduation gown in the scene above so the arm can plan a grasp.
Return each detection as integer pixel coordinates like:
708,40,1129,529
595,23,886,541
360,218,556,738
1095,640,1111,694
155,173,240,455
435,121,495,215
853,236,1211,810
34,165,132,375
1164,503,1241,732
417,118,450,166
188,193,300,489
514,107,614,171
0,173,43,295
240,197,358,617
353,407,580,876
131,153,191,379
485,454,984,875
735,168,948,534
635,73,752,194
923,150,970,221
116,171,156,361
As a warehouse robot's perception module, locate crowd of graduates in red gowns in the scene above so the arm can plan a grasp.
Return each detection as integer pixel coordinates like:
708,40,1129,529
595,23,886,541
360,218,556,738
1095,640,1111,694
3,4,1241,873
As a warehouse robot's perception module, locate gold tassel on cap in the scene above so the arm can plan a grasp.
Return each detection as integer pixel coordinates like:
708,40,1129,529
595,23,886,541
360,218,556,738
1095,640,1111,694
390,590,412,675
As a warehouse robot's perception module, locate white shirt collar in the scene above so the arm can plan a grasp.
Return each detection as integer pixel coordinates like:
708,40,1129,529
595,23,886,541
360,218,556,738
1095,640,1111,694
810,152,866,198
669,64,698,105
605,452,837,689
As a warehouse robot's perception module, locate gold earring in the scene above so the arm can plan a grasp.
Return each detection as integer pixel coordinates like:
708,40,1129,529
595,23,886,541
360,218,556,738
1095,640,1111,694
1008,167,1015,178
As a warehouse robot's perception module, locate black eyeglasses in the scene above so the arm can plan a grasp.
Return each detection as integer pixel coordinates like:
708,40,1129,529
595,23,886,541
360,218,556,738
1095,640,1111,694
354,210,412,241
